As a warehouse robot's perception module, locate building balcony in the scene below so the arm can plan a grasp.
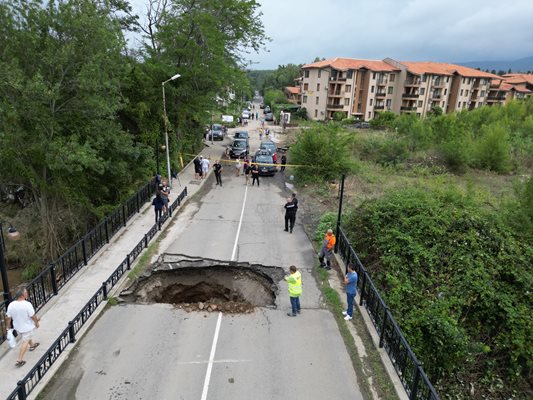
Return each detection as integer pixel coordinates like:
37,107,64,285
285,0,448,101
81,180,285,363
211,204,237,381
374,105,385,110
376,79,388,86
328,91,342,97
400,106,417,111
330,76,347,82
431,94,441,100
375,91,386,97
432,81,447,88
326,103,344,109
405,80,421,87
402,93,419,99
487,95,506,101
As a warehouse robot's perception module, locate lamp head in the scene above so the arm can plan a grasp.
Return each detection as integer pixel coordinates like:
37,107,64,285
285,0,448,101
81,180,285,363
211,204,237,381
170,73,181,81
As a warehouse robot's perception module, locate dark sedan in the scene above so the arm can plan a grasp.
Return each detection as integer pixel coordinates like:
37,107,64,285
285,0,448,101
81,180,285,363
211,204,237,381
207,124,224,140
253,150,277,176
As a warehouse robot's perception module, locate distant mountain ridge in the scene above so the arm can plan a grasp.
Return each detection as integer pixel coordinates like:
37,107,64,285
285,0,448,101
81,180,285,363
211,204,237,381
458,56,533,73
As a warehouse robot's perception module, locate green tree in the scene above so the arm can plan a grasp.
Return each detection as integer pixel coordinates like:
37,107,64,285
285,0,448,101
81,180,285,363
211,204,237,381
290,124,357,182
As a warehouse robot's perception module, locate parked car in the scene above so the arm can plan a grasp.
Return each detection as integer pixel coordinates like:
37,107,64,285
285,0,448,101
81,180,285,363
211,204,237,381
259,140,277,156
353,121,370,129
207,124,224,140
253,150,277,176
264,105,271,114
241,110,251,119
259,102,265,109
229,138,249,158
234,130,249,140
265,112,274,121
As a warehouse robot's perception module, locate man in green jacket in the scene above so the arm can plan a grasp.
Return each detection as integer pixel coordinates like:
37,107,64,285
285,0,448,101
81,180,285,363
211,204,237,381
285,265,302,317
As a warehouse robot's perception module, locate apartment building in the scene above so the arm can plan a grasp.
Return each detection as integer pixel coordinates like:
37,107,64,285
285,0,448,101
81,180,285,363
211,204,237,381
300,57,503,121
487,79,531,105
284,86,301,104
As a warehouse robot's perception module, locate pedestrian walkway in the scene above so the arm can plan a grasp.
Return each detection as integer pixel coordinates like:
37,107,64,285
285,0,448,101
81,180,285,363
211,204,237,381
0,136,231,399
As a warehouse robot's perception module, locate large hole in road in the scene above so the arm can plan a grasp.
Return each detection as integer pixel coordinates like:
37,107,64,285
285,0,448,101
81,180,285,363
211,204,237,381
120,254,286,313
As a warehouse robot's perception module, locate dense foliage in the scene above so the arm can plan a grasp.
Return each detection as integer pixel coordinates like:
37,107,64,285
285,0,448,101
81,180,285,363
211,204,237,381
342,186,533,398
248,63,301,95
290,124,357,183
365,98,533,173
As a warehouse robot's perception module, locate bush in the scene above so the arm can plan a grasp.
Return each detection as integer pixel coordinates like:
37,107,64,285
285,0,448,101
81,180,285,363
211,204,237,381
370,111,397,129
263,89,286,107
290,124,357,183
473,123,511,173
295,107,307,120
342,186,533,397
439,137,472,173
314,212,337,243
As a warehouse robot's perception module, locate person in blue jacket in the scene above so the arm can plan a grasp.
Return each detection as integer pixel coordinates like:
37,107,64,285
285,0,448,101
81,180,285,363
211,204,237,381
342,264,358,321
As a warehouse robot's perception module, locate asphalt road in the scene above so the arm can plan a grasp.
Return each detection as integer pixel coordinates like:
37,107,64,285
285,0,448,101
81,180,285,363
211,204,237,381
41,108,364,400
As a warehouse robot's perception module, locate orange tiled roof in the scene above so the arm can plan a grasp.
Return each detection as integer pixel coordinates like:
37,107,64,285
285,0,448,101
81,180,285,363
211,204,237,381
285,86,300,95
502,74,533,85
401,61,500,79
303,57,398,72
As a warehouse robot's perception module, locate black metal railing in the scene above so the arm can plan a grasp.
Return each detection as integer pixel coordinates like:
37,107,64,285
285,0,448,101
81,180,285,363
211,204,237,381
336,227,440,400
0,179,158,345
6,187,187,400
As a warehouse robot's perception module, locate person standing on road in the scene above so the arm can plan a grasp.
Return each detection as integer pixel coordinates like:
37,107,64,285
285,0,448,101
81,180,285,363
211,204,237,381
6,287,40,368
213,159,223,186
160,181,170,214
152,190,164,222
342,264,358,321
244,159,251,185
235,158,242,177
280,154,287,172
251,163,260,186
201,156,210,179
193,156,201,180
285,265,302,317
318,229,336,270
284,197,297,233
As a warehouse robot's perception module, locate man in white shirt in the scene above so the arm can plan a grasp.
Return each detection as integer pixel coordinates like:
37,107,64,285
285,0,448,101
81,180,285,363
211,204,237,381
201,156,210,179
6,287,40,367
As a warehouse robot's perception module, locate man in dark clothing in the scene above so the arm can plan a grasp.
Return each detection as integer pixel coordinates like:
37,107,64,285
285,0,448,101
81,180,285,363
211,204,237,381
280,154,287,172
284,197,297,233
251,164,260,186
193,157,201,180
213,160,223,186
152,192,164,223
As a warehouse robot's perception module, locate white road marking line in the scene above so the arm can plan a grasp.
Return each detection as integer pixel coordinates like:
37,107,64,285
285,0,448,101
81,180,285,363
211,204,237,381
200,312,223,400
230,185,248,261
176,359,251,365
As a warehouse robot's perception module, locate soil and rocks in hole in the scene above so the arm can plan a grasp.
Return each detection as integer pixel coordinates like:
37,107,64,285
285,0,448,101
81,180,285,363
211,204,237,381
120,254,286,314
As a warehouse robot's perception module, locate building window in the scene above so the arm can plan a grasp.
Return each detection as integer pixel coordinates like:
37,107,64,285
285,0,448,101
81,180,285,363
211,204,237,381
347,70,353,79
446,76,450,82
462,78,466,84
372,73,376,79
387,86,393,94
417,100,423,107
421,75,427,82
316,83,320,91
304,70,309,78
441,101,445,107
303,96,308,103
480,90,485,97
370,99,373,106
465,90,469,96
344,98,350,106
315,97,319,105
371,86,374,93
318,70,321,78
304,83,309,91
420,88,425,95
314,109,318,118
390,74,395,82
368,111,372,119
467,78,471,84
444,88,447,95
460,89,463,96
345,84,352,92
386,99,391,107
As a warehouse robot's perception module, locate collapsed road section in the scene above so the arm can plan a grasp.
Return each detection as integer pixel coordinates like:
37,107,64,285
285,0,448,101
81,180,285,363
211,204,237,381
120,254,286,313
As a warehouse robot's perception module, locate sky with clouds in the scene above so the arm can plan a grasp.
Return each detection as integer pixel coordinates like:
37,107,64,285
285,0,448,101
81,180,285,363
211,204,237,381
130,0,533,69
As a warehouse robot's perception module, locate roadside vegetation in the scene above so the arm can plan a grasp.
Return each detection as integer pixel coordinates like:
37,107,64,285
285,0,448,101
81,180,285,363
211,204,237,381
292,98,533,399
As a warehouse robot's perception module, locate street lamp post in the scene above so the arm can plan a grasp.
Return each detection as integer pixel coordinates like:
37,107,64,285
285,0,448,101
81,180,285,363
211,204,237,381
0,223,21,303
162,73,181,189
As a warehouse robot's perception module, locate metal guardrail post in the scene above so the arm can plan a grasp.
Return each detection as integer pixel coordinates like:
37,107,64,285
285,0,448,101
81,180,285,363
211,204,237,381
359,271,367,306
144,234,148,248
68,321,76,343
410,364,422,400
50,263,58,296
126,254,131,270
81,238,87,266
122,204,126,227
379,307,389,348
16,381,27,400
104,219,109,243
102,282,108,300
